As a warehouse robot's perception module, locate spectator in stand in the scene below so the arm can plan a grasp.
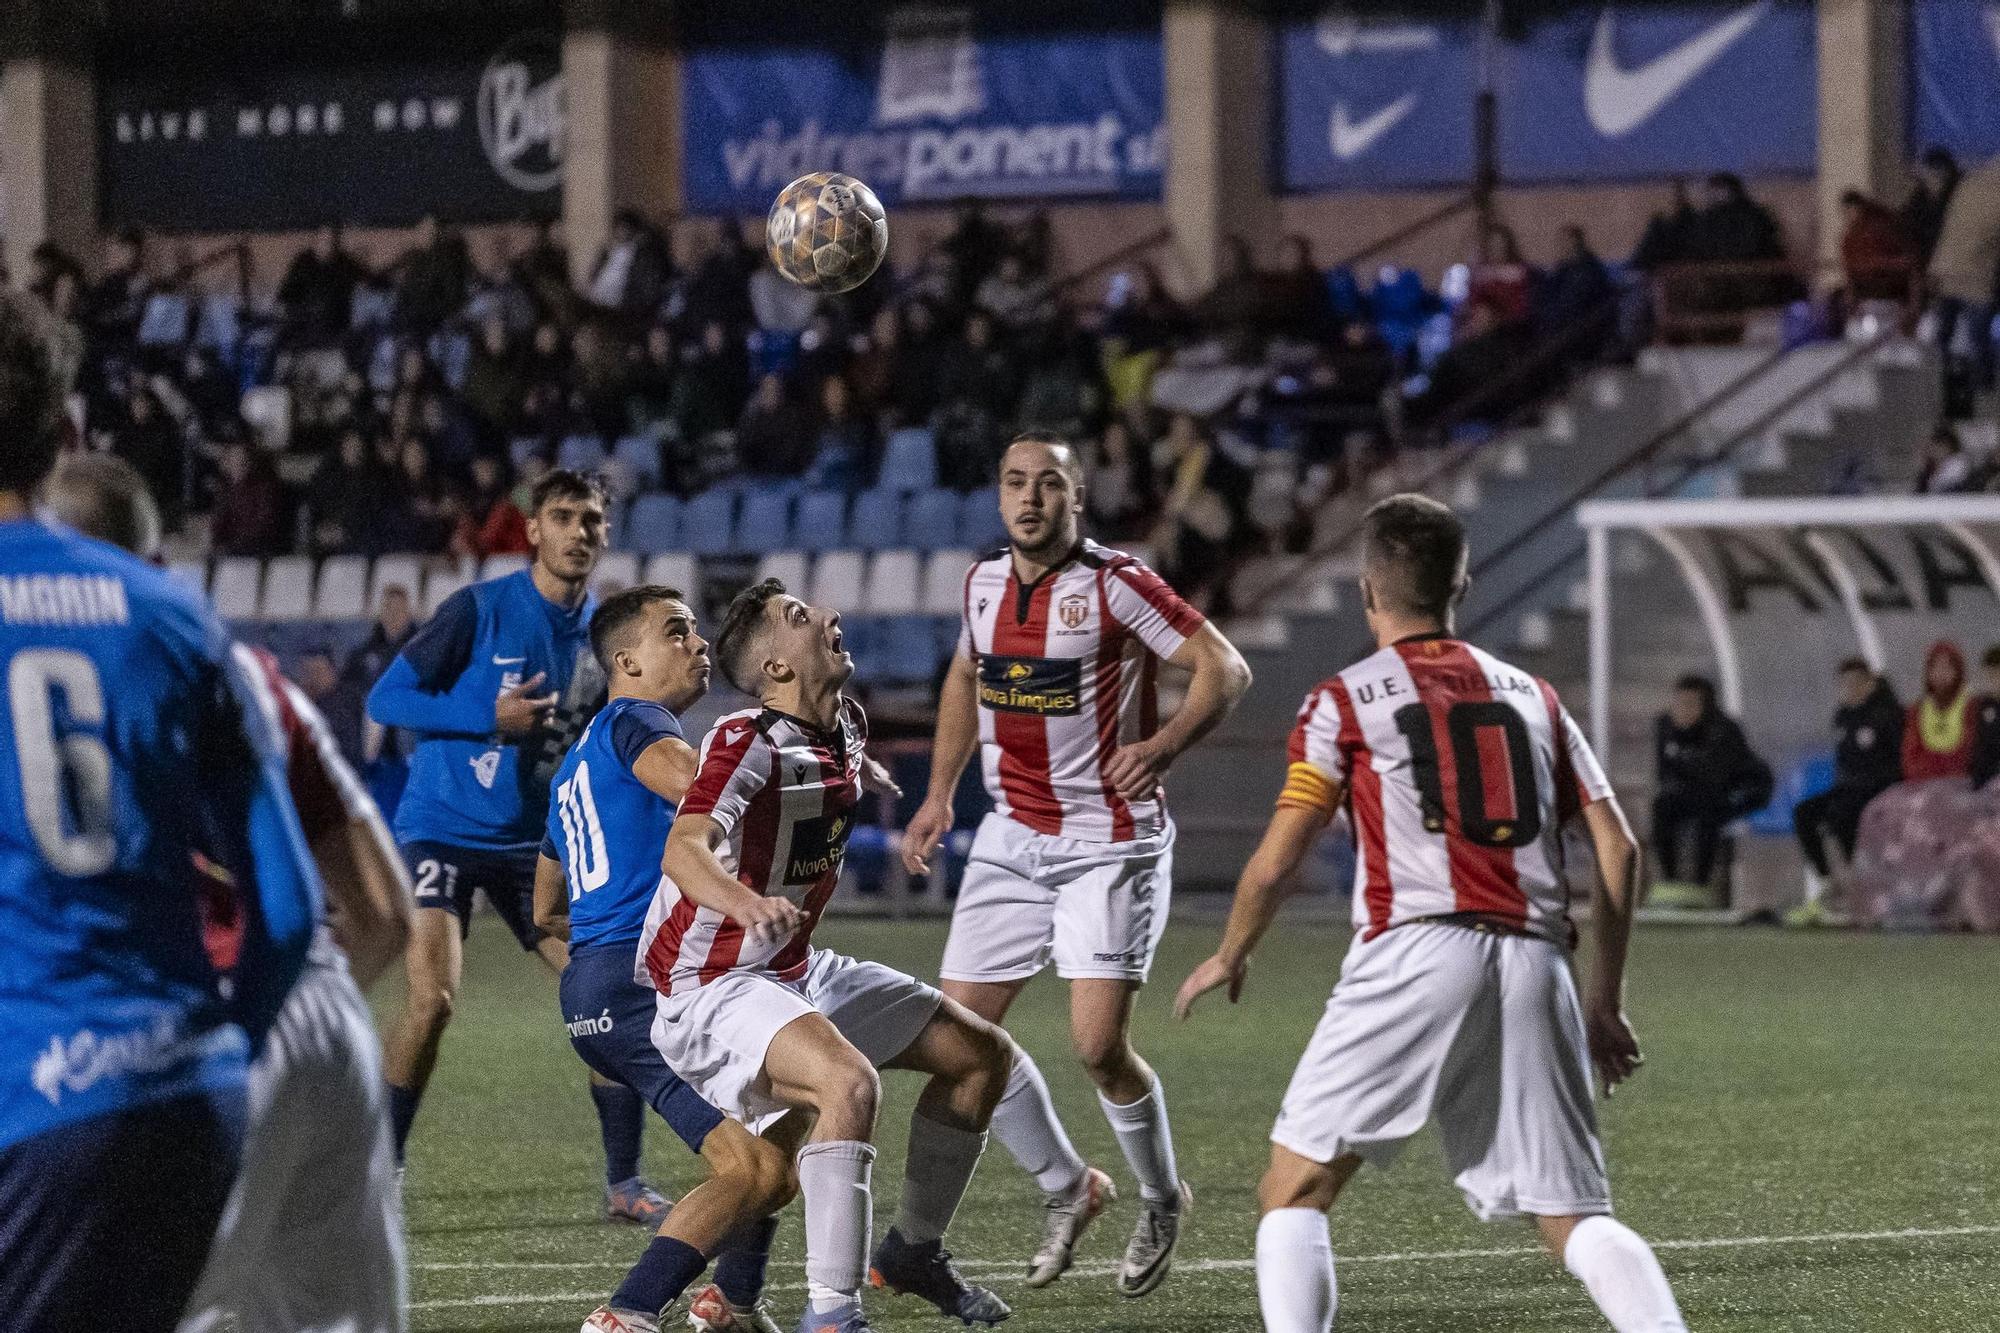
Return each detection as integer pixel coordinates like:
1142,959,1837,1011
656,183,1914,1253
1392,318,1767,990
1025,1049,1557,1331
1970,644,2000,792
513,217,574,324
1928,155,2000,397
276,223,365,347
1465,224,1536,330
749,246,820,335
1101,263,1179,425
1915,424,1975,494
1903,640,1976,782
734,372,815,478
1537,225,1618,357
624,324,678,433
1083,418,1155,540
1404,297,1528,431
1649,674,1774,902
934,312,1019,487
1262,235,1334,343
804,374,875,492
451,454,531,558
847,306,901,426
941,200,1006,308
1014,317,1097,441
671,319,749,449
1837,190,1918,303
26,241,87,311
1149,412,1244,604
886,300,945,428
392,214,470,334
85,228,151,348
1192,234,1262,346
305,428,386,556
1016,208,1057,280
1688,173,1785,266
341,584,418,784
1630,179,1698,272
466,232,537,337
586,209,670,323
973,251,1055,335
682,219,757,334
209,439,289,558
461,314,525,442
378,437,452,553
1902,147,1961,267
1792,658,1903,890
111,375,184,524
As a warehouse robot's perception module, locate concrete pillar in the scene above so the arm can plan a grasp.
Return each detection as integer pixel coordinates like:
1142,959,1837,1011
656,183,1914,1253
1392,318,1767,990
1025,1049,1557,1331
560,22,681,289
1815,0,1907,271
0,53,98,276
1163,1,1275,295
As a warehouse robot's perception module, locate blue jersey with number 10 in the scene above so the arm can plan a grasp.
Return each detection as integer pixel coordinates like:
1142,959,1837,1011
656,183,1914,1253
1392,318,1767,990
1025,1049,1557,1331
0,520,320,1152
543,696,684,950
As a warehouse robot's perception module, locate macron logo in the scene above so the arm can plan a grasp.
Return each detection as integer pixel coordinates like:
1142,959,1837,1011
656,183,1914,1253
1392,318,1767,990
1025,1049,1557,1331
1584,2,1768,138
1330,93,1418,161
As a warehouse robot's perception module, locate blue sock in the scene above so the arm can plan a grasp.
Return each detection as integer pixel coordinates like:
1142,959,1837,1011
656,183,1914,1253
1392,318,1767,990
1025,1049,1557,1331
387,1083,421,1164
713,1216,780,1309
590,1080,645,1186
611,1235,709,1315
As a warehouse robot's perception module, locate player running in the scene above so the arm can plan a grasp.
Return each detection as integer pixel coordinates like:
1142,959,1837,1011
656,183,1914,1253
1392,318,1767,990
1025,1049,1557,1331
369,469,670,1221
0,295,321,1330
532,585,794,1333
641,578,1013,1333
900,433,1252,1295
45,453,414,1333
1176,495,1688,1333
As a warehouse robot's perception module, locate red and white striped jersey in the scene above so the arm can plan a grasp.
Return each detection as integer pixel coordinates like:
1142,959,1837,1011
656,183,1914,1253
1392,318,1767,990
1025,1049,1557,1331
638,698,865,996
958,540,1205,843
1280,635,1612,944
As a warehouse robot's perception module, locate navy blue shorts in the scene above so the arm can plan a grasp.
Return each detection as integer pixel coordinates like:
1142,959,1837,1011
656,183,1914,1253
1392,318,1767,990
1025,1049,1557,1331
402,839,544,950
561,941,725,1152
0,1089,247,1332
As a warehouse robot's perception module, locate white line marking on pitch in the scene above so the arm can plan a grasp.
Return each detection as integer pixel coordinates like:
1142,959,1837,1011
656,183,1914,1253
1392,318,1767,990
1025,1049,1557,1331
409,1222,2000,1309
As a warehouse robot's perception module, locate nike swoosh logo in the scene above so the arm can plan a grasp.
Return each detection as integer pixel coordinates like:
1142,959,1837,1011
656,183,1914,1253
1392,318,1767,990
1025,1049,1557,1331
1330,92,1418,161
492,655,526,665
1584,2,1768,138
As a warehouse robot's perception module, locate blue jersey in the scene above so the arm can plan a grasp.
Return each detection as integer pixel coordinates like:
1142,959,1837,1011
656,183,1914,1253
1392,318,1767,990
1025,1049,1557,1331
543,697,685,949
368,570,603,852
0,520,321,1151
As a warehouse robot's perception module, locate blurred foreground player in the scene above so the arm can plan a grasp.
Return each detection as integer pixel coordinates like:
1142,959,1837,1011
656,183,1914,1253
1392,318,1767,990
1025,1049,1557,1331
0,295,321,1330
369,470,669,1221
1178,495,1687,1333
532,585,792,1333
902,434,1251,1293
643,579,1013,1333
44,454,413,1333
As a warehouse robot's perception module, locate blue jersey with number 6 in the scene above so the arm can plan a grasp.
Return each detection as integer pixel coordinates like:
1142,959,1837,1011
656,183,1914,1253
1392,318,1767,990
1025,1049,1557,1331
0,519,321,1152
543,696,684,950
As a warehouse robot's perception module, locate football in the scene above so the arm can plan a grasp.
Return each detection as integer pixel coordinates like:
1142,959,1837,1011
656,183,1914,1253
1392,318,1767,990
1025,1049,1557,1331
765,171,889,294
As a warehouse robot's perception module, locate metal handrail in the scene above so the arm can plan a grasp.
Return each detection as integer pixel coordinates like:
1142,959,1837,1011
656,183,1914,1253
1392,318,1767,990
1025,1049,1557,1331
1051,226,1172,297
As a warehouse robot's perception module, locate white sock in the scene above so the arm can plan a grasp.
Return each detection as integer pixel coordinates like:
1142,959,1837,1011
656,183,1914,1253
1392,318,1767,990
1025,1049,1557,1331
1562,1216,1688,1333
1098,1073,1181,1206
797,1140,876,1314
991,1045,1089,1197
1257,1209,1337,1332
894,1113,987,1244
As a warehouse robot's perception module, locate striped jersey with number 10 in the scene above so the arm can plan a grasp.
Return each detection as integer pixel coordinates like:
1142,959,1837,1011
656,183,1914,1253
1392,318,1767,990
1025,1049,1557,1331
637,699,865,995
958,540,1205,843
1280,635,1613,944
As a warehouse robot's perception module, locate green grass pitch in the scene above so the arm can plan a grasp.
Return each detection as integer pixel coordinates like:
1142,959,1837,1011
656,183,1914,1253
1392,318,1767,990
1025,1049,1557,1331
392,917,1999,1331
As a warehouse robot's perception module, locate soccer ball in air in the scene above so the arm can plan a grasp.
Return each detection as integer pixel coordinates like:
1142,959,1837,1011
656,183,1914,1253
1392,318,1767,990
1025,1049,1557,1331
766,172,889,295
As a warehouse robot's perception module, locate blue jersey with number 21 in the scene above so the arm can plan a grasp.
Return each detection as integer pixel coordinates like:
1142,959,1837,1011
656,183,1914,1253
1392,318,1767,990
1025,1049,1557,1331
0,520,321,1152
543,696,684,950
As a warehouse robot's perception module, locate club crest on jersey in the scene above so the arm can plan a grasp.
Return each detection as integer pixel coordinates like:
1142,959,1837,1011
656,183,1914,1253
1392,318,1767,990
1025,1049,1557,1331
1058,594,1089,629
470,749,501,789
978,655,1082,715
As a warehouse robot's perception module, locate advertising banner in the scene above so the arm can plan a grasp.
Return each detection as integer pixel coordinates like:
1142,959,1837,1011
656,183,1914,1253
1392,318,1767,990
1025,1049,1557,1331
1911,0,2000,161
682,12,1165,213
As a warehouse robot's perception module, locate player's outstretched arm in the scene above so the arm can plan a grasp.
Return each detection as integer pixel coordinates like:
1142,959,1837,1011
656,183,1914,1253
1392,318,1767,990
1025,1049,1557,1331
1580,796,1644,1093
903,651,978,874
1175,800,1332,1020
532,853,570,944
662,814,805,946
1104,623,1252,802
630,736,700,805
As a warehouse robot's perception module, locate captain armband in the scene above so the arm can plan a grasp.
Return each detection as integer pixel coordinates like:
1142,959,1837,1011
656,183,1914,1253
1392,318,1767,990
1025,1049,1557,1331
1276,761,1339,815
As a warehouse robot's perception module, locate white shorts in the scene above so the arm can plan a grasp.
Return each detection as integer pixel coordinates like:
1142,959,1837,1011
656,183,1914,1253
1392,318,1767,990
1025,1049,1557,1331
939,813,1174,984
1271,921,1612,1222
651,949,942,1129
180,954,405,1333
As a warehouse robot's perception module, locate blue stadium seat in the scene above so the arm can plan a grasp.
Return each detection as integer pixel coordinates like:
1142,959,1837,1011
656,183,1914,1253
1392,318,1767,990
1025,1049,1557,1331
1743,752,1837,836
839,617,880,677
903,488,959,551
879,428,937,493
958,489,1006,550
877,617,941,683
735,490,793,554
623,493,683,554
138,294,191,347
558,434,608,474
195,295,242,356
1324,265,1365,322
794,491,849,552
613,435,662,490
680,490,737,556
849,489,904,551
